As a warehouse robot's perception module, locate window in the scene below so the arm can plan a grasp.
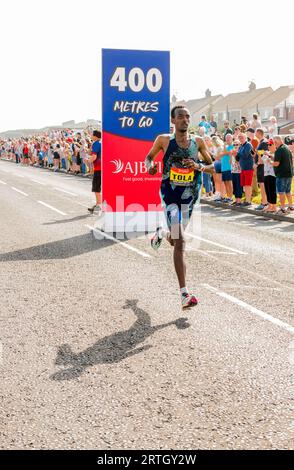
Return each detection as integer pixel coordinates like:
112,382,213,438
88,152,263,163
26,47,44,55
263,109,269,119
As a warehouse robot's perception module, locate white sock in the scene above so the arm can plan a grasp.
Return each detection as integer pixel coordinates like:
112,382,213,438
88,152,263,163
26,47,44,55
161,229,168,238
180,287,188,296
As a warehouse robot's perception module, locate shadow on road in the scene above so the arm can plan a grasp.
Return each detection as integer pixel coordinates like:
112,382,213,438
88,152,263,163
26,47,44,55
0,232,115,261
43,215,91,225
51,299,190,381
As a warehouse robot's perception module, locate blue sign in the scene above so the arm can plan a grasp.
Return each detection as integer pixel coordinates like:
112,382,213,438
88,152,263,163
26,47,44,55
102,49,170,141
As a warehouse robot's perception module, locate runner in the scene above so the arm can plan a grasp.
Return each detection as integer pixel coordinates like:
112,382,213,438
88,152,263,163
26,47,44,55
145,106,214,309
84,130,102,214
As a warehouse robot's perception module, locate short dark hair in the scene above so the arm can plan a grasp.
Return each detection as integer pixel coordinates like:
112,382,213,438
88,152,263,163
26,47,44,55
171,105,186,119
93,130,101,138
256,128,264,135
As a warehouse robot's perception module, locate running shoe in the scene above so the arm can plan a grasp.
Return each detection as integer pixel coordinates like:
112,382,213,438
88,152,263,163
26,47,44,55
87,205,101,214
181,293,198,309
87,205,96,214
151,227,163,251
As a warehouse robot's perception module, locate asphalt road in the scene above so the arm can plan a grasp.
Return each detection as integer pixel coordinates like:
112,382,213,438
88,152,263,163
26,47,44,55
0,161,293,450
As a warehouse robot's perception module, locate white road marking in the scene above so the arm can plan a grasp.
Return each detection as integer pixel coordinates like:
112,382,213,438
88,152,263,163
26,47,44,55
0,180,7,185
31,179,46,185
16,174,25,178
202,283,294,335
194,249,294,293
85,225,152,259
186,232,247,255
185,248,238,255
11,187,28,196
54,187,78,196
53,194,90,208
37,201,67,215
220,284,282,291
205,251,238,255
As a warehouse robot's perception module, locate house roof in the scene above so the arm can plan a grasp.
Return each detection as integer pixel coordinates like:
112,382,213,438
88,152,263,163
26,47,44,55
171,95,223,114
186,95,222,113
257,86,294,107
212,87,273,112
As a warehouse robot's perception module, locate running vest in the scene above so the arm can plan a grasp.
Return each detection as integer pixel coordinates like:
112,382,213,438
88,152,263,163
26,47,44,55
161,134,201,187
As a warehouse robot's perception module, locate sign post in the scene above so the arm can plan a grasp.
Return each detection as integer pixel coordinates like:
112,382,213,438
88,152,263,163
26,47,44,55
102,48,170,233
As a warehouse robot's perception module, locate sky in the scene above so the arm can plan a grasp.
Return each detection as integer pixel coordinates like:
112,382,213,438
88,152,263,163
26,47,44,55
0,0,293,132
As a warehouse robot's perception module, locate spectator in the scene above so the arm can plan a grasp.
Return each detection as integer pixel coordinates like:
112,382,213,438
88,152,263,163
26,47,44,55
249,113,262,130
271,136,293,214
230,140,243,206
84,130,102,214
209,114,217,135
241,116,249,129
246,127,259,197
220,134,234,202
233,126,241,141
197,126,206,138
223,121,233,139
268,116,278,138
203,136,213,197
53,144,61,172
198,115,211,135
254,128,268,210
234,133,254,206
262,139,277,213
211,136,226,201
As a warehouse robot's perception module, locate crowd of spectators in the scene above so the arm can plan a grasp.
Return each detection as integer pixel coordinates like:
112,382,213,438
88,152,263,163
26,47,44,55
0,129,95,175
1,114,293,215
196,113,294,214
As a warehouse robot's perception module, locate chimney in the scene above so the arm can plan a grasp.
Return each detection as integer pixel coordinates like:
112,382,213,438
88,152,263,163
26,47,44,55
249,81,256,91
205,88,212,98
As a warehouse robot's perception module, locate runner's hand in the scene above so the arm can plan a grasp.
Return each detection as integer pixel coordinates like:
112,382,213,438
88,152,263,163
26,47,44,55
148,163,158,175
183,159,200,170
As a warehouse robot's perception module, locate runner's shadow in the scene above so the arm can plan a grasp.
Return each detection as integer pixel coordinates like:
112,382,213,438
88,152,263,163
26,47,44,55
51,299,190,381
0,232,150,261
43,215,91,225
0,233,114,261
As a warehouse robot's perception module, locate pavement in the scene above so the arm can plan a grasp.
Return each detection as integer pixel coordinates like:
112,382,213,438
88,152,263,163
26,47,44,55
201,197,294,224
0,160,293,450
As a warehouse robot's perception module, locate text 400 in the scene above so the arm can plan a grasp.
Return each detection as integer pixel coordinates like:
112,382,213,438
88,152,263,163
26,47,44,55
110,67,162,93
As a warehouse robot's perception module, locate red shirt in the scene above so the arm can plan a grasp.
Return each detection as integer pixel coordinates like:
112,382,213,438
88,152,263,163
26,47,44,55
92,140,101,171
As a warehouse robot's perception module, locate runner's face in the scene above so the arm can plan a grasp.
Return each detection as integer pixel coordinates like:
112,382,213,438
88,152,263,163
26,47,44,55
172,109,190,133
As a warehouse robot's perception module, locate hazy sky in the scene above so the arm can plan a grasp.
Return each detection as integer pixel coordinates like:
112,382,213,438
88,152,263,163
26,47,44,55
1,0,293,132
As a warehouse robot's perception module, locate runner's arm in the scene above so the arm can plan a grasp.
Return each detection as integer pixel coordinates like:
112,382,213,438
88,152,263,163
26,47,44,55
145,136,165,174
196,137,214,173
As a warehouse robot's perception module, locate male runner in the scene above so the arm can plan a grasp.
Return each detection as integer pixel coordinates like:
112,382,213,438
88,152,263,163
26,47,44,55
145,106,214,309
84,130,102,214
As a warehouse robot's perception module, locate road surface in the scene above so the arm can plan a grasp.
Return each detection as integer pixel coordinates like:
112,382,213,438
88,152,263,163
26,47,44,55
0,161,293,450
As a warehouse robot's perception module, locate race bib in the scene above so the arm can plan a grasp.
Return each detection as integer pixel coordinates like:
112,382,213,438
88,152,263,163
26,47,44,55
170,166,195,186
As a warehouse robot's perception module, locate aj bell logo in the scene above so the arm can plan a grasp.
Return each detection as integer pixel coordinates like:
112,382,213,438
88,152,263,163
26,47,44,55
110,159,162,176
111,159,124,174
